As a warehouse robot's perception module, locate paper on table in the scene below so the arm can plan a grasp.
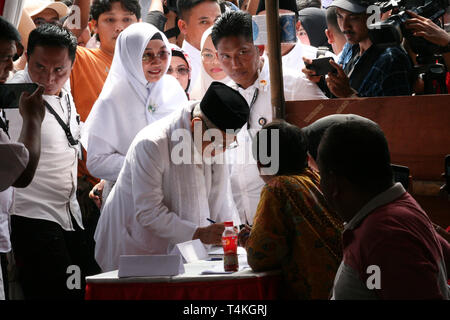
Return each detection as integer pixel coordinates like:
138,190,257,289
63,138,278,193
118,255,185,278
173,239,209,263
200,255,250,275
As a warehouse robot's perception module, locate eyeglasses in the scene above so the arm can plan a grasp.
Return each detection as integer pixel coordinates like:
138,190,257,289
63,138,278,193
167,66,190,76
201,52,217,63
142,50,170,63
202,120,239,150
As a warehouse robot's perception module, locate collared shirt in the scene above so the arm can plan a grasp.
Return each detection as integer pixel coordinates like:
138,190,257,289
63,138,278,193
332,183,450,300
228,59,327,225
182,40,201,92
0,129,29,252
5,69,82,231
338,42,412,97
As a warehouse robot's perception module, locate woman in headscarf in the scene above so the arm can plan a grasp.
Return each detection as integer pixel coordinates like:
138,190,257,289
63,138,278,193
167,44,191,98
238,120,343,299
81,22,188,202
298,7,332,50
190,26,231,100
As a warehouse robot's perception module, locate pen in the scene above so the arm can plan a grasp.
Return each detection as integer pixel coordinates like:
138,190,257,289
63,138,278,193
206,218,216,224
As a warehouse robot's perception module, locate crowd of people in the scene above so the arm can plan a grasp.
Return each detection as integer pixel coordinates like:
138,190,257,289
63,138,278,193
0,0,449,300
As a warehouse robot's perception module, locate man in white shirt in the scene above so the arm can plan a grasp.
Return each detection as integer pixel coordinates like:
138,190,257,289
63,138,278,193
0,17,45,301
5,24,86,300
177,0,221,89
211,10,327,224
94,82,248,272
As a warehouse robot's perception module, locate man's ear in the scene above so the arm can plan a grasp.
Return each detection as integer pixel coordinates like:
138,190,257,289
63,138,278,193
296,20,301,32
91,19,98,34
325,28,334,44
178,18,188,36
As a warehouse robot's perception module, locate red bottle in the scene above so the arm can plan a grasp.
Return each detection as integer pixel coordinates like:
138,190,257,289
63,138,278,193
222,221,238,272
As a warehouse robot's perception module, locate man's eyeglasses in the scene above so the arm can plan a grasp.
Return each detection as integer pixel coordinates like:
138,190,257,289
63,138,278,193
167,66,190,76
142,50,170,63
202,119,238,150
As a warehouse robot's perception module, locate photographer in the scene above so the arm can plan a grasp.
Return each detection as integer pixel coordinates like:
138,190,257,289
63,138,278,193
302,0,413,98
0,17,45,300
405,10,450,93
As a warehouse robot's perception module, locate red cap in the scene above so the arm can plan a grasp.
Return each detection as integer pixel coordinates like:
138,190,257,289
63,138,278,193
224,221,234,227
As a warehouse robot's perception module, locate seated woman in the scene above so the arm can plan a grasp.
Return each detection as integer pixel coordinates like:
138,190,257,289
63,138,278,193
81,23,188,202
167,44,192,98
239,120,344,299
190,26,231,100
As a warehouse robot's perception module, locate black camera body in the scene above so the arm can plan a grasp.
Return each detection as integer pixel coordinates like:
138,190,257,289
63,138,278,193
366,0,449,55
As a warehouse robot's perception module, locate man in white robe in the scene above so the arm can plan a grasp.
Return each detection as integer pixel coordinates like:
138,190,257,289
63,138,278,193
94,82,249,271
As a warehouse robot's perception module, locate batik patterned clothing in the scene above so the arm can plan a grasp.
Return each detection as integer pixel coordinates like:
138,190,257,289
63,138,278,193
246,169,343,299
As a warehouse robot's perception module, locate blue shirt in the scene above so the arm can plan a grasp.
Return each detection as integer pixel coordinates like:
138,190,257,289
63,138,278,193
338,43,412,97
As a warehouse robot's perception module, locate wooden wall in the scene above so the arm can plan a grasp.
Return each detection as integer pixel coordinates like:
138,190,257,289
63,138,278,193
286,94,450,226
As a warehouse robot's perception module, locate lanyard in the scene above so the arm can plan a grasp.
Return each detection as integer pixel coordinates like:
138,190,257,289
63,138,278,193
0,109,9,138
246,88,259,130
44,95,78,146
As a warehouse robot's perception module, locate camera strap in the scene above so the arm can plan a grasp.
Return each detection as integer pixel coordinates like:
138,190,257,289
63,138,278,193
43,98,78,146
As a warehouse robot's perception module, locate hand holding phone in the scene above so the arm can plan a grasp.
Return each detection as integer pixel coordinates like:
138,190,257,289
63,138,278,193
0,83,39,109
19,84,45,124
305,57,337,76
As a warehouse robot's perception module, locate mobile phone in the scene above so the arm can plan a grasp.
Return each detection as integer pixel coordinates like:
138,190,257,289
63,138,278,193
0,83,38,109
305,57,337,76
445,155,450,188
391,164,410,190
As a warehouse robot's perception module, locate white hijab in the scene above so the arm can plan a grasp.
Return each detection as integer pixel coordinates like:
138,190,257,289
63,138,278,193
190,27,231,100
81,22,188,156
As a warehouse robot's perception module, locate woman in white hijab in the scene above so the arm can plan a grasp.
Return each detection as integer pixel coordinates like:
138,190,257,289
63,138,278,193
190,27,231,100
81,22,188,200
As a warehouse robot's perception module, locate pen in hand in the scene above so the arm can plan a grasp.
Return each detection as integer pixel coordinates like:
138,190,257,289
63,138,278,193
207,218,216,224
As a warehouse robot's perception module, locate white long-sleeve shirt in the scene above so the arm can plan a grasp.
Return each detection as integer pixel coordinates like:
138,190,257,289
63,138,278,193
94,102,240,271
227,58,327,225
0,129,29,253
5,69,82,231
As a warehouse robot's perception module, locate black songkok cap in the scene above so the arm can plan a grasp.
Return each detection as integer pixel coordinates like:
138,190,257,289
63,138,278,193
200,82,250,132
256,0,298,15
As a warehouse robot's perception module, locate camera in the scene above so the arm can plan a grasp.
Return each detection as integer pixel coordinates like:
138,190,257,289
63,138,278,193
366,0,449,55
